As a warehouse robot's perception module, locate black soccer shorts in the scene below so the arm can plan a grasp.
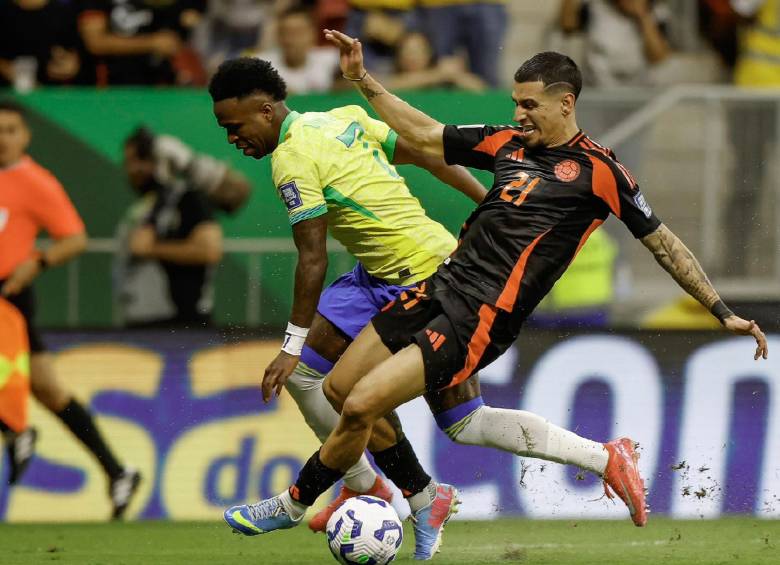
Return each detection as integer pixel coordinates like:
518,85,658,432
0,281,46,353
372,277,516,392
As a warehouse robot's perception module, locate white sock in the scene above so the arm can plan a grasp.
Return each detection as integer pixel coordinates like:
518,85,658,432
278,489,307,520
448,406,609,475
286,364,378,492
406,480,437,514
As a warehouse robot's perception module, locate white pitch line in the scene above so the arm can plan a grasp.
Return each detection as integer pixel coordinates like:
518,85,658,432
452,538,772,552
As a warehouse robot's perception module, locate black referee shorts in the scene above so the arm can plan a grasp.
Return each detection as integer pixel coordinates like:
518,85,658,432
0,282,46,353
372,277,516,392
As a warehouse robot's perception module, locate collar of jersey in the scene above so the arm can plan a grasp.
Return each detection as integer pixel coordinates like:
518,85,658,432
277,111,302,146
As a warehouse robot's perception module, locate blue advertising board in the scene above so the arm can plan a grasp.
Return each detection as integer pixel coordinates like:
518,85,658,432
0,330,777,522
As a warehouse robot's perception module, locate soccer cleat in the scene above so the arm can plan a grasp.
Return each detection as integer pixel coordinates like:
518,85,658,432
309,476,393,533
224,496,303,536
410,483,460,560
602,437,648,527
4,427,37,485
110,467,142,520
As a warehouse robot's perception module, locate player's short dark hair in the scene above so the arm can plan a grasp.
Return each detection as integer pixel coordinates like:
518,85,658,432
514,52,582,100
208,57,288,103
125,125,155,160
0,99,28,121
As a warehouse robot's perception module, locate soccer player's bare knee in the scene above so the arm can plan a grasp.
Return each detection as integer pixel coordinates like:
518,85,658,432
322,376,347,413
340,392,378,432
30,355,70,412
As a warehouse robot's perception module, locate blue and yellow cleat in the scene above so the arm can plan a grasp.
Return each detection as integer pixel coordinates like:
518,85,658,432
410,483,460,560
224,496,302,536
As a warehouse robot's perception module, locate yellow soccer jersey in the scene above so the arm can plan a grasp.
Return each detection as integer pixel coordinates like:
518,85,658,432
271,105,456,285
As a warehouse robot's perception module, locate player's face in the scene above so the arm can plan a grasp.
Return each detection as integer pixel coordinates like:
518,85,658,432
0,110,31,168
123,144,155,193
213,95,276,159
511,81,572,148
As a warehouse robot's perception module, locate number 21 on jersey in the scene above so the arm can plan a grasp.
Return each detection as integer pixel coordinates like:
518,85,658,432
499,172,540,206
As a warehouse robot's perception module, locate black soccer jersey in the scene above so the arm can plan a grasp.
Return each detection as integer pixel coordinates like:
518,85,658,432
437,124,661,330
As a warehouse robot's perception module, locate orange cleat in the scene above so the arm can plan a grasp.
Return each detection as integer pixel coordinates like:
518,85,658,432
603,437,648,527
308,475,394,533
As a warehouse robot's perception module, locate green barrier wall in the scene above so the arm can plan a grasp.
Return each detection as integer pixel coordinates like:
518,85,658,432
6,88,506,327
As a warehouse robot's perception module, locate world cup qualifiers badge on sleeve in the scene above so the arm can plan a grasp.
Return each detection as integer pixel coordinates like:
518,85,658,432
633,191,653,218
279,181,303,211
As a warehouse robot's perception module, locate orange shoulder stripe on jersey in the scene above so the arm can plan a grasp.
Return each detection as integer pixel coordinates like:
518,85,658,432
579,139,610,158
588,154,621,217
446,229,549,389
473,129,519,157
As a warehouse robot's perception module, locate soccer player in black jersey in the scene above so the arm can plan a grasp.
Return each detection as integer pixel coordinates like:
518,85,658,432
241,35,768,538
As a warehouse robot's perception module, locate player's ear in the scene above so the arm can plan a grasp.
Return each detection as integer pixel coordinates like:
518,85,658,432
561,92,575,117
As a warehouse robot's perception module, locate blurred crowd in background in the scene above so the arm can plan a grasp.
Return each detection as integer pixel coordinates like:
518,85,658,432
1,1,776,93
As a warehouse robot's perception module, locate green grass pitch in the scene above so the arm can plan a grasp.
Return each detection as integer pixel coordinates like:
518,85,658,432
0,518,778,564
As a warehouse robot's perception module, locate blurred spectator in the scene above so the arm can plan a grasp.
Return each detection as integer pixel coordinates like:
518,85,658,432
317,0,350,37
0,0,90,90
384,32,486,92
417,0,507,87
721,0,778,273
77,0,206,86
559,0,671,87
529,228,618,329
345,0,416,76
194,0,275,75
250,5,340,94
116,127,250,328
699,0,740,71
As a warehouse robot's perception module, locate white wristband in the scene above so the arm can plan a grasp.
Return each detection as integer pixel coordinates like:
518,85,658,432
281,322,309,356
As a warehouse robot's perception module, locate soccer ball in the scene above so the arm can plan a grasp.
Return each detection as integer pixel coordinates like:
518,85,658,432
326,495,403,564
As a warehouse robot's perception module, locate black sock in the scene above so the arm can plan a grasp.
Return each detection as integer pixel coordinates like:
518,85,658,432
56,399,123,479
293,450,344,506
371,437,431,497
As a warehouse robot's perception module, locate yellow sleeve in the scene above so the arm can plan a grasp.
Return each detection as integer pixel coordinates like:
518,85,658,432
272,148,327,225
332,105,399,162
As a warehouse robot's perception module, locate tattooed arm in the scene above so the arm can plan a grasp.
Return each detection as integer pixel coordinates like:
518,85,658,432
325,29,445,157
641,223,768,360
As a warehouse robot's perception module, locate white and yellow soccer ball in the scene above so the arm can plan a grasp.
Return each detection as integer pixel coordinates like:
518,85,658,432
326,495,403,564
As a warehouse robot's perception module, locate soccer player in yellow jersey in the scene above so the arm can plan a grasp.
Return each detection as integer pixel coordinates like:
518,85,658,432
210,58,487,558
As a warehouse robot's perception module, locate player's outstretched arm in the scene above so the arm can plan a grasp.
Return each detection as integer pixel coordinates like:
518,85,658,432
325,29,445,157
640,223,768,360
262,215,329,402
393,136,487,204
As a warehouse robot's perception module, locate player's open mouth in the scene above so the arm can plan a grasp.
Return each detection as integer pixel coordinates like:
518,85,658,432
519,125,536,135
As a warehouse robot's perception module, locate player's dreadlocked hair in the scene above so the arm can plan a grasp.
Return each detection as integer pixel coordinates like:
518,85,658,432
208,57,288,103
514,52,582,100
